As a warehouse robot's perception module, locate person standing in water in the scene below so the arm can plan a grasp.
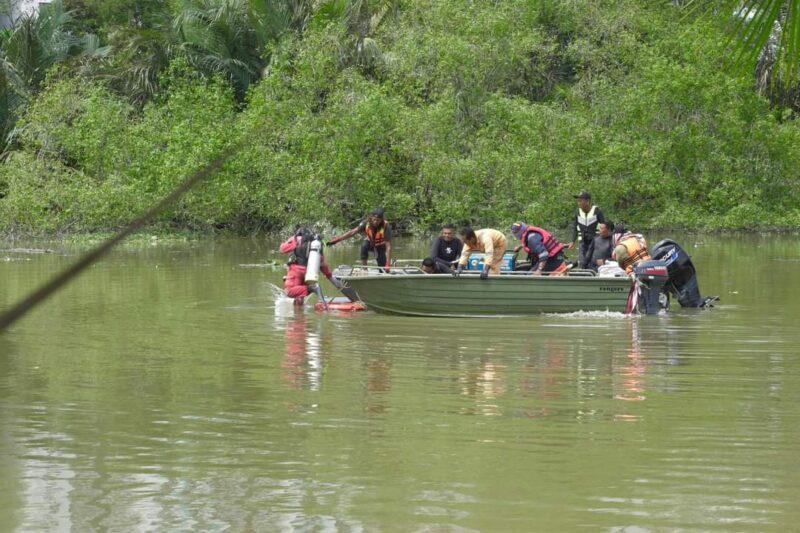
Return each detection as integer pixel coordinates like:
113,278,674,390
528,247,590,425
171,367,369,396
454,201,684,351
280,228,343,305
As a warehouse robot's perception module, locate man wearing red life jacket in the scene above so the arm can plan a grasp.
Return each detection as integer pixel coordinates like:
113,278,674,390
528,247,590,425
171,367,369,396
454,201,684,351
510,222,568,275
327,208,392,269
280,228,342,305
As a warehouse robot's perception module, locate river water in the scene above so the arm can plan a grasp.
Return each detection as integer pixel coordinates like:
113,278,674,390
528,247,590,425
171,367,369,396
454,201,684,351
1,234,799,530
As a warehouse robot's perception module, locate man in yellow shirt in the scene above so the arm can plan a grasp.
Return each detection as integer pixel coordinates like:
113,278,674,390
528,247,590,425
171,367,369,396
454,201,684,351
455,227,508,279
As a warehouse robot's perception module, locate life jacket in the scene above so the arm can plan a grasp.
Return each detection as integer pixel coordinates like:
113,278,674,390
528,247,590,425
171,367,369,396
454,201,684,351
617,233,651,273
521,226,565,257
365,220,389,247
576,206,599,240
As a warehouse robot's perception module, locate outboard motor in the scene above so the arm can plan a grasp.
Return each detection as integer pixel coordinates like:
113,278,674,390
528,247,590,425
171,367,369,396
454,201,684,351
650,239,715,308
633,260,670,315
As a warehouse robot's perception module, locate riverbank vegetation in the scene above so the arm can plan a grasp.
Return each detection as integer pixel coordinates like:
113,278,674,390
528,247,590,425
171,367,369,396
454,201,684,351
1,0,800,236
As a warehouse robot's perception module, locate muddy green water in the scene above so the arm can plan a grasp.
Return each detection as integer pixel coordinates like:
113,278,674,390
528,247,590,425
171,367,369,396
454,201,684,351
1,234,799,530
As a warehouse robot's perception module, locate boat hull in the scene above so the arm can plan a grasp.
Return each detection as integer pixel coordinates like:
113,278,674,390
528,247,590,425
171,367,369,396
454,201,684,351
339,274,632,317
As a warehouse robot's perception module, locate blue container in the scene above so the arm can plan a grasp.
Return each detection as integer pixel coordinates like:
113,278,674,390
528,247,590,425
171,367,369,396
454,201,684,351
466,251,517,272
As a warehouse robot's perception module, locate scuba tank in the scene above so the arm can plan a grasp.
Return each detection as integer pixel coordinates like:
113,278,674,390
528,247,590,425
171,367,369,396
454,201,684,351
303,235,327,310
304,235,323,285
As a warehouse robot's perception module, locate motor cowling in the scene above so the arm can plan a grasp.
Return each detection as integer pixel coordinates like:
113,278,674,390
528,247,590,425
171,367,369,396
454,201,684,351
304,236,323,286
633,260,670,315
650,239,708,307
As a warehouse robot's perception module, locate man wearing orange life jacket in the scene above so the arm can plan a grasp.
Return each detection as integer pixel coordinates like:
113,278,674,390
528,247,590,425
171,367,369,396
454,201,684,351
327,208,392,269
611,227,651,274
510,222,568,275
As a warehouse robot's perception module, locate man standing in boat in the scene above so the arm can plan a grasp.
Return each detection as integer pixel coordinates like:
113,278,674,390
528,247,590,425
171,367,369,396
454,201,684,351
510,222,568,276
454,227,507,279
430,224,463,269
567,191,605,269
327,208,392,269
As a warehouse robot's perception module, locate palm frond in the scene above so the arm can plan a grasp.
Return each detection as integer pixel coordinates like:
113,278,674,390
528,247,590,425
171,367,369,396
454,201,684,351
685,0,800,89
172,0,271,98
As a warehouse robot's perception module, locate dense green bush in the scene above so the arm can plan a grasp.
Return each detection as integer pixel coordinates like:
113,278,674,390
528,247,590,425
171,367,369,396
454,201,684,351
1,61,237,230
2,0,799,235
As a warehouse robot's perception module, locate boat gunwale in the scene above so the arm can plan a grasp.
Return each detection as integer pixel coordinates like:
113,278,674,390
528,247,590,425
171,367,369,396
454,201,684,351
339,273,633,284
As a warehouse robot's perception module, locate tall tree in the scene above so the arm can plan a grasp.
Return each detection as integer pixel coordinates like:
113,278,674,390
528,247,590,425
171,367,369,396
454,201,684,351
0,1,108,150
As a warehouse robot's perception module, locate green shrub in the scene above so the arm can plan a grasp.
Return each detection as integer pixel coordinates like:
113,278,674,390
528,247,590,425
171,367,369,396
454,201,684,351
1,0,799,234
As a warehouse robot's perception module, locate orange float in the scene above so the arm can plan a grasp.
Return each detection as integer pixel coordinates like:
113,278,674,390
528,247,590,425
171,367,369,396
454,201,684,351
315,297,366,312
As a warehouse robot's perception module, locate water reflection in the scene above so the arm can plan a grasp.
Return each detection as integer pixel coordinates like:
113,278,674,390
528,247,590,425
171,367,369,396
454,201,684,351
1,235,800,530
0,337,22,531
363,354,392,415
615,319,647,405
276,310,397,415
456,347,509,417
279,310,323,391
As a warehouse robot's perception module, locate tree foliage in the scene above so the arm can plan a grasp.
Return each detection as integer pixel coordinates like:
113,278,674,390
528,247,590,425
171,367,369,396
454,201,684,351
1,0,800,234
0,1,107,149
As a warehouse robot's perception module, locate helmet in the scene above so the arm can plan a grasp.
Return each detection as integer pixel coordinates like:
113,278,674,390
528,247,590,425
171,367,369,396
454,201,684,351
295,227,313,241
510,222,527,237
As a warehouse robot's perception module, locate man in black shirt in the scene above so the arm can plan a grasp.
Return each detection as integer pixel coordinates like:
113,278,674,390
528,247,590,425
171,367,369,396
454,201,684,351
429,224,463,266
421,257,453,274
591,220,615,269
567,191,605,269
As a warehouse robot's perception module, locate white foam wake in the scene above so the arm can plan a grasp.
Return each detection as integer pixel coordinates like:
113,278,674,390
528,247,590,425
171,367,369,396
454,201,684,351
543,310,631,320
268,282,297,317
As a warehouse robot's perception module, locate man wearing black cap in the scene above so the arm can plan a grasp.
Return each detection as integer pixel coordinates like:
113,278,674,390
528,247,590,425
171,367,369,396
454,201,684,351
327,208,392,269
567,191,605,269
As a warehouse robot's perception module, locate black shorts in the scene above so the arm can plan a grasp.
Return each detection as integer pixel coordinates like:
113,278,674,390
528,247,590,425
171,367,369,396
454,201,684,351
360,240,387,266
578,238,595,269
542,254,566,272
